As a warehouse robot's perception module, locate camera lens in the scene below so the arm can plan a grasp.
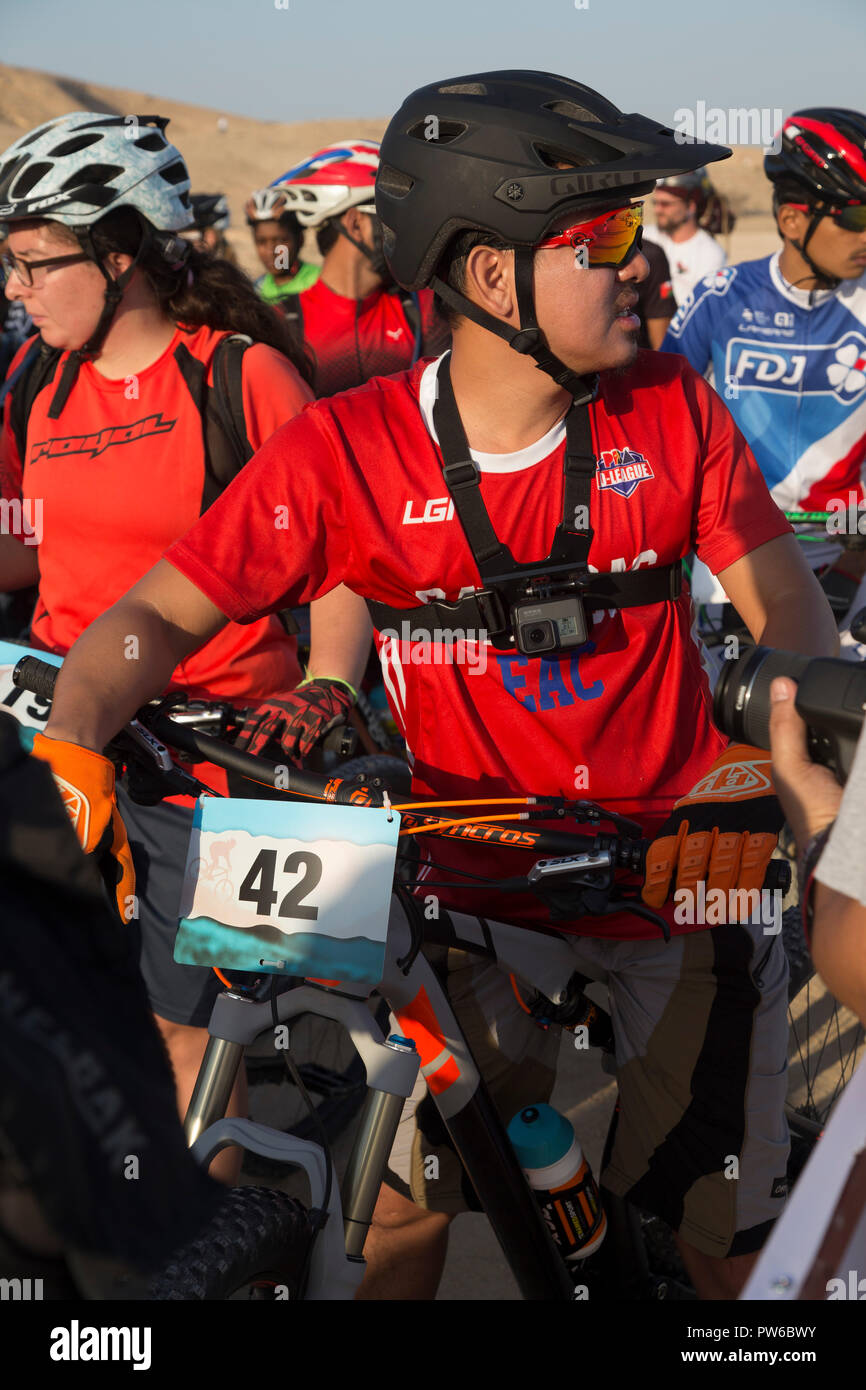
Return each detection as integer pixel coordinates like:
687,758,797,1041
519,620,555,653
714,645,811,748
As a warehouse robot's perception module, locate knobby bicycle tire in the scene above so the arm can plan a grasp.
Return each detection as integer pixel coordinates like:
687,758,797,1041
148,1186,314,1300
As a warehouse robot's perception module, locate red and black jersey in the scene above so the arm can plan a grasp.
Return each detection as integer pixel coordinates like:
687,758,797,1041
166,349,792,941
0,324,313,703
293,278,450,396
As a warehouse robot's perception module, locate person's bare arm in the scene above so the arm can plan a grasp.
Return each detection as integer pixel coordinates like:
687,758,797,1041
0,534,39,590
307,584,372,688
810,885,866,1025
45,559,228,751
716,533,840,656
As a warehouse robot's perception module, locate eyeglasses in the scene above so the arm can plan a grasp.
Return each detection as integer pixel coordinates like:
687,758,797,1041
785,202,866,233
534,204,644,267
0,249,90,289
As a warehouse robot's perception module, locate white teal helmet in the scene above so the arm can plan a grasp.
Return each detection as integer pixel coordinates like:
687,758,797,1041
0,112,191,231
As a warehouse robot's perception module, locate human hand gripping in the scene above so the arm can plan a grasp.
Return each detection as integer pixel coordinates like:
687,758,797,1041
642,742,784,911
29,733,135,924
233,677,357,761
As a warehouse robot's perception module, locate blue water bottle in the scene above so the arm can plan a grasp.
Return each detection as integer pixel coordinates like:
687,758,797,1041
508,1104,607,1262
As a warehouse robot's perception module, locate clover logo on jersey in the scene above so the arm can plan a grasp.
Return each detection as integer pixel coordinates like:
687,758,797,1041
596,448,654,499
827,341,866,399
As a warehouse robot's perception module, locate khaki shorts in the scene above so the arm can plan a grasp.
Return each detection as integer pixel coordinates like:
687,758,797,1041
385,919,790,1259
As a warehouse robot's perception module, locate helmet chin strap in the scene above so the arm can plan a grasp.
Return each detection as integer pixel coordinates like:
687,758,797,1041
334,217,391,281
431,244,598,406
47,220,163,419
783,199,842,293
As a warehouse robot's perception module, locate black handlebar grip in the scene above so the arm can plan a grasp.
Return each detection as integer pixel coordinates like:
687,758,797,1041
12,656,59,702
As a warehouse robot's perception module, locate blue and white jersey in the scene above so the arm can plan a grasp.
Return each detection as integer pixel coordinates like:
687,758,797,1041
661,252,866,513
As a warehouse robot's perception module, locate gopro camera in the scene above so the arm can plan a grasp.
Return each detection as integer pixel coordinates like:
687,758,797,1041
512,595,588,655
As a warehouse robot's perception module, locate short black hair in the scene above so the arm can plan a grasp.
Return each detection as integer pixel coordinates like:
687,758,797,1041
433,228,514,325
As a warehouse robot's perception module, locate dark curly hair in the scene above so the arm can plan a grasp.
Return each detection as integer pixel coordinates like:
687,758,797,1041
44,209,314,385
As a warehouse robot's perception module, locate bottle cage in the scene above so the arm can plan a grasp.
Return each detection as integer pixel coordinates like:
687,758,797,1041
366,354,681,650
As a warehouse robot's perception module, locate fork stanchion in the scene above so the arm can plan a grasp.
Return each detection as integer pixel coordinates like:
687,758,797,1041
341,1034,418,1257
183,1033,246,1147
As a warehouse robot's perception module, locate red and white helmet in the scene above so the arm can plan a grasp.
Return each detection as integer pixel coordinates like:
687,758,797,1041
274,140,379,226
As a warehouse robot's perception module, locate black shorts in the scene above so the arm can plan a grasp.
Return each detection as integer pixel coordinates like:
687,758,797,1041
116,786,223,1028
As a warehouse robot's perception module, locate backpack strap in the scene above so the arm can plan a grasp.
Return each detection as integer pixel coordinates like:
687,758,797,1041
3,340,62,463
173,335,254,511
211,334,254,467
173,334,299,637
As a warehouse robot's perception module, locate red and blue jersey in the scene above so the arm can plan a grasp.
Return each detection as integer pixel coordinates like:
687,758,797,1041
661,253,866,511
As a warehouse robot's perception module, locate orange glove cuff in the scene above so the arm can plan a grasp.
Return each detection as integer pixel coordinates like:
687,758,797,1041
30,733,117,855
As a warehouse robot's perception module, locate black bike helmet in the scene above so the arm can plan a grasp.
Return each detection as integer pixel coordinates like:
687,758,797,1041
765,109,866,207
765,109,866,289
376,71,730,400
186,193,230,233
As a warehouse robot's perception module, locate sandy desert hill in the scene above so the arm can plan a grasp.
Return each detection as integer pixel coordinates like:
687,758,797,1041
0,63,779,270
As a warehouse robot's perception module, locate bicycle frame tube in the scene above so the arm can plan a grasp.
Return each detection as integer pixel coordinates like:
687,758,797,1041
379,899,575,1301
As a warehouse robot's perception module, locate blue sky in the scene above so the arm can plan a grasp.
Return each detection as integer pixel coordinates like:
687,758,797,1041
4,0,864,126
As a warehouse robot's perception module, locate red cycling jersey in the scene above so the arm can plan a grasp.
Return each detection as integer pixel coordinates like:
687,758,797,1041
294,278,450,396
165,350,791,940
0,324,313,703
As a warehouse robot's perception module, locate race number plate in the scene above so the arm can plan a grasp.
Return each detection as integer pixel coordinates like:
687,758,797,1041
0,640,62,735
175,796,401,984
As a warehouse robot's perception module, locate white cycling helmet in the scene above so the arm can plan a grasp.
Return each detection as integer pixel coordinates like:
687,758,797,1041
0,111,191,230
245,187,295,223
274,140,379,226
0,112,193,413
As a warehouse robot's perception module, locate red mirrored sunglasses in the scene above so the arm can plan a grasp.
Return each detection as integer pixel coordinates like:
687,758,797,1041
534,204,644,266
784,202,866,233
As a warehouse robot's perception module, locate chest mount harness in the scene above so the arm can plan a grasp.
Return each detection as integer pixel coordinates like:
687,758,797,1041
366,355,682,657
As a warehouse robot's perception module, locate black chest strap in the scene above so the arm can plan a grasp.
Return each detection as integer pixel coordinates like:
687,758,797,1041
366,353,681,643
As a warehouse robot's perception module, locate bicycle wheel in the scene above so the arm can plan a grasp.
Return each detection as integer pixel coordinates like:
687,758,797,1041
783,906,865,1176
148,1186,314,1300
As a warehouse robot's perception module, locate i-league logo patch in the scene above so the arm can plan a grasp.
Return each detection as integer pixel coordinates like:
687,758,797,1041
596,447,654,499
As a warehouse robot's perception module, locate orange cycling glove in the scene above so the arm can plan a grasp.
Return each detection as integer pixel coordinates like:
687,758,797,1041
30,733,136,924
642,743,783,910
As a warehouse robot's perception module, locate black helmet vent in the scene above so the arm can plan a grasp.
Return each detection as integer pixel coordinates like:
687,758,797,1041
378,164,414,198
406,119,467,144
134,132,168,153
159,160,188,186
544,101,603,124
60,163,123,190
52,133,103,157
437,82,488,96
533,143,597,170
13,160,53,198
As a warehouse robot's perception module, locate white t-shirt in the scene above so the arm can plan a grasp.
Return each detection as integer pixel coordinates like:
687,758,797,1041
642,225,726,306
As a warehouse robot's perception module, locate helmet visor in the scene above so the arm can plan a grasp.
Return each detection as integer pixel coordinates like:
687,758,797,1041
534,204,644,266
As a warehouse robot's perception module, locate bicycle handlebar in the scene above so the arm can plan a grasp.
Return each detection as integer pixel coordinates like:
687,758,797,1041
12,655,652,862
12,654,792,942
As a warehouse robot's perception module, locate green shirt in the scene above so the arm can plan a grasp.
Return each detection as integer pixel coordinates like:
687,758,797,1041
256,262,320,304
